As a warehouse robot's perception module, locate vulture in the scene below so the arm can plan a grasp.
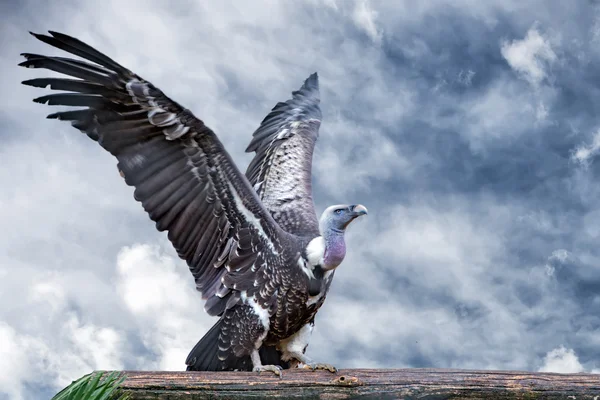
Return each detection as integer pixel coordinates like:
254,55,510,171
19,31,368,376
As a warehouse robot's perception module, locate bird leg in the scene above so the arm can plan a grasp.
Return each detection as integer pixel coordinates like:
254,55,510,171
283,351,337,373
277,322,338,373
251,349,283,377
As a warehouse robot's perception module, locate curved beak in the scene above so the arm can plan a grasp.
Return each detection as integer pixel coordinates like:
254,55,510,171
351,204,368,217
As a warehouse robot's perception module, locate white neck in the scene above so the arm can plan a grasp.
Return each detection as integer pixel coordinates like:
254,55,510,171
305,236,325,267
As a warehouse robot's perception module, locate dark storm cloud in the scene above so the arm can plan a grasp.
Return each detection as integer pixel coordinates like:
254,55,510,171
304,0,600,375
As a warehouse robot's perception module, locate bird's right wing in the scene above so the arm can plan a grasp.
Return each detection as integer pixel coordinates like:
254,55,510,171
245,74,322,237
20,31,297,318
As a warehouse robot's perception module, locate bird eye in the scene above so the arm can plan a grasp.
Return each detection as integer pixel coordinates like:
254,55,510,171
334,209,343,215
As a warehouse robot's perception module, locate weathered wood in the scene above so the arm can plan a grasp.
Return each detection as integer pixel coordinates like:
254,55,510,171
113,368,600,399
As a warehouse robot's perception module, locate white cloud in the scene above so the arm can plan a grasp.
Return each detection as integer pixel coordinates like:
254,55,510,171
457,69,476,86
539,346,584,373
56,316,125,385
549,249,570,263
535,102,549,122
352,0,383,44
115,243,213,371
458,79,541,152
29,277,68,315
501,27,557,86
117,244,193,315
0,323,34,400
314,127,419,198
0,242,212,398
544,249,570,277
0,314,124,400
571,128,600,166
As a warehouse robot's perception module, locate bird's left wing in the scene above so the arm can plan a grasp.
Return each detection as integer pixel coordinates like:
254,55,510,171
19,31,295,316
245,74,322,237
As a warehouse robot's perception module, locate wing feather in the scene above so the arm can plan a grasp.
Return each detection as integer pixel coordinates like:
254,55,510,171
245,74,322,237
21,31,299,315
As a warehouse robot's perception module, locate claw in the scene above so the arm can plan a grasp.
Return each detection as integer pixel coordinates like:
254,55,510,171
302,362,337,373
253,364,283,378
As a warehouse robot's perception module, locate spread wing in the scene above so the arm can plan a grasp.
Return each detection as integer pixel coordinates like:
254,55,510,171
245,74,321,237
20,31,297,316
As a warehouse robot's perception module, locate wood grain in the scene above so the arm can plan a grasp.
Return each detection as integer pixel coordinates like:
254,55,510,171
111,368,600,399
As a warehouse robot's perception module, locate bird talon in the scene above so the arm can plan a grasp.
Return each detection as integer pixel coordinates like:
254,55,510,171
302,363,337,373
253,364,283,377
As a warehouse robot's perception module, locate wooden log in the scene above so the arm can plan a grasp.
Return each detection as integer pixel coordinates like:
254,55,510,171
114,368,600,399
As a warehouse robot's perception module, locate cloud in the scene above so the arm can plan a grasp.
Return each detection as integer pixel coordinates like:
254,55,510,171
117,244,192,316
459,78,541,151
571,128,600,165
312,198,522,369
538,346,584,373
0,309,125,400
544,249,570,277
115,244,213,371
0,323,36,400
457,69,476,86
351,0,383,44
0,242,212,398
501,26,557,86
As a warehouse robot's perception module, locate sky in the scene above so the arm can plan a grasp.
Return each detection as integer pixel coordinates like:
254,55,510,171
2,0,600,399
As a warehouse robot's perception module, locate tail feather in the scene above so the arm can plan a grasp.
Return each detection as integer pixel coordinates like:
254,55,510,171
185,319,290,371
259,346,290,369
185,319,225,371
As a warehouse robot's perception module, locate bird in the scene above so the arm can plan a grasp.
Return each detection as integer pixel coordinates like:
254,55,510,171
19,31,368,376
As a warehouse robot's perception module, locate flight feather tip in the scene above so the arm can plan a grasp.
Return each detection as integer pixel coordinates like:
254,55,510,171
303,72,319,90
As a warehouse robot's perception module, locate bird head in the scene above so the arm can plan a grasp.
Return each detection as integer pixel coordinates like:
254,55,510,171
319,204,368,234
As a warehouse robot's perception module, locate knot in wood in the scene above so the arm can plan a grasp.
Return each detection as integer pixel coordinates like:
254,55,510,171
331,375,362,386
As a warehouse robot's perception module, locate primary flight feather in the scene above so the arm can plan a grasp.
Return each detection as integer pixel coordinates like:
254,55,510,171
20,31,368,376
